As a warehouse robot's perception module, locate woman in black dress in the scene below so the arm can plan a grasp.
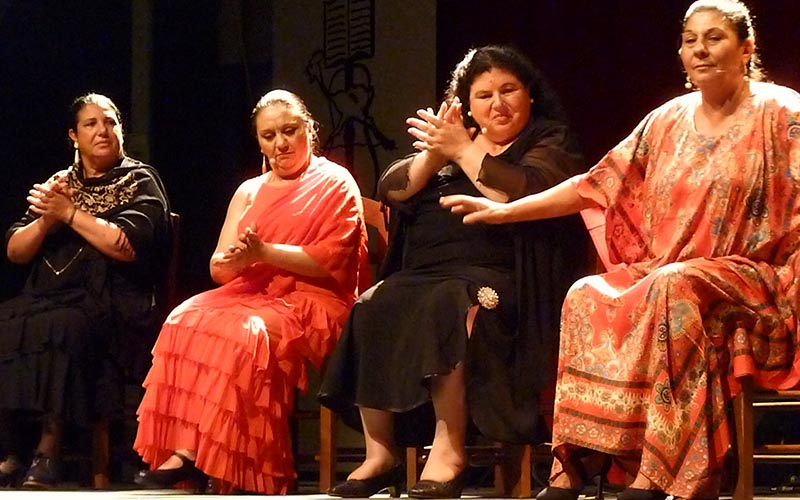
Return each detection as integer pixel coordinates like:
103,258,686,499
320,45,591,498
0,93,171,489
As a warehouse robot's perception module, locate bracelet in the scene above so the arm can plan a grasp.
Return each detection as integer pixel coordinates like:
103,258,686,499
67,206,77,226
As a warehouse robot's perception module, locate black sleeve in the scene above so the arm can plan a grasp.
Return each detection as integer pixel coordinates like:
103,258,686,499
477,121,584,201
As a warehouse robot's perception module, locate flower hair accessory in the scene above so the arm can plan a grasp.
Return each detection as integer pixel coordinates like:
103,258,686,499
477,286,499,310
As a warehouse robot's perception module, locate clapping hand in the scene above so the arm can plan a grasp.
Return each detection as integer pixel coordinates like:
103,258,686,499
27,174,75,226
219,224,265,271
406,97,473,160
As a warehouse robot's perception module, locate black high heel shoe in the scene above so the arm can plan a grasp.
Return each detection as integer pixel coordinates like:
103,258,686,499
21,454,62,490
407,467,468,499
616,487,668,500
328,463,405,498
536,453,612,500
134,451,208,492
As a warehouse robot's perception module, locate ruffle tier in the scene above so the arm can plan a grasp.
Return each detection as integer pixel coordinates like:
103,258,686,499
134,286,347,494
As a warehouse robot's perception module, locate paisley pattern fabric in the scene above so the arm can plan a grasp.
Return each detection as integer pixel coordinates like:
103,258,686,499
551,82,800,498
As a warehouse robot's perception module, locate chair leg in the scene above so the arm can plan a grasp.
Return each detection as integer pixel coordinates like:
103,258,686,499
91,419,110,489
319,406,337,492
733,377,754,500
406,447,422,489
494,443,531,498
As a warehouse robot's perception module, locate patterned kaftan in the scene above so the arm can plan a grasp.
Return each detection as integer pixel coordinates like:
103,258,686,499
134,156,369,494
552,82,800,498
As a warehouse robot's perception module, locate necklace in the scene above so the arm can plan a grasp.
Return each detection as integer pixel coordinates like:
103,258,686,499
43,246,84,276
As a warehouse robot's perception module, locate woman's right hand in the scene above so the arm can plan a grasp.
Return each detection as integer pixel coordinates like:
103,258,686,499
407,98,473,161
439,194,511,225
219,225,265,271
26,175,74,226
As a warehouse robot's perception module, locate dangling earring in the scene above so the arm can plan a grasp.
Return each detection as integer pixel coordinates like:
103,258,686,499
73,142,80,165
684,75,694,90
261,155,268,174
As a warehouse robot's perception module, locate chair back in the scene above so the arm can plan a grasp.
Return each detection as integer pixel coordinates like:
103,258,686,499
164,212,181,309
580,206,622,272
361,197,389,271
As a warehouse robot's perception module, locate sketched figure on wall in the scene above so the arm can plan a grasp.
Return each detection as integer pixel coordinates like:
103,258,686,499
304,0,396,197
306,51,395,196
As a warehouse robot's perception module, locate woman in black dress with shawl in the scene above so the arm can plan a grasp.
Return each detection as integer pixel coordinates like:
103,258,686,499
320,45,591,498
0,94,171,489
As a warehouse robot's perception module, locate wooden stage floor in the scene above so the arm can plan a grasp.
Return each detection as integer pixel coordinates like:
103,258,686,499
1,488,800,499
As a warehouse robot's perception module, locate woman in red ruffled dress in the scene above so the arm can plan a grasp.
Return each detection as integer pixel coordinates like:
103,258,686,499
133,89,369,494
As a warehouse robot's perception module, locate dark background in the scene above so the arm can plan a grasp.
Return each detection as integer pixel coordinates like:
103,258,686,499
1,0,798,302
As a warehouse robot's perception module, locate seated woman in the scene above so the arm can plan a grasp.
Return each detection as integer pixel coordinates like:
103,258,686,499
0,93,171,489
319,45,590,499
442,1,800,499
133,89,370,494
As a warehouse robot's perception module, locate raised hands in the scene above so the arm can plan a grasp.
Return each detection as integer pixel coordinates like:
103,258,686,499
26,174,75,226
217,224,266,272
406,97,474,161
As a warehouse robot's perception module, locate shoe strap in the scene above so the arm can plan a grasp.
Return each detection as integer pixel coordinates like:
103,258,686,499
172,451,196,465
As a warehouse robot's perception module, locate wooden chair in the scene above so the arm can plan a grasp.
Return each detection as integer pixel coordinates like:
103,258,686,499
91,211,181,488
312,197,389,492
732,378,800,500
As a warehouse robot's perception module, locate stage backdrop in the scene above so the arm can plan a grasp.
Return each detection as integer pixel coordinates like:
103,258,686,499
272,0,436,197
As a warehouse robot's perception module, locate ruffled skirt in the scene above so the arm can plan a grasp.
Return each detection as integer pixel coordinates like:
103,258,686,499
134,281,348,493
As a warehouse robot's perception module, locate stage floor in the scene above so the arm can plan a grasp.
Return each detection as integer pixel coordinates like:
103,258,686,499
1,489,799,499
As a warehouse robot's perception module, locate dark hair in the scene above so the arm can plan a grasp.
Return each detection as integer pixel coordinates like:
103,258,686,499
444,44,567,129
251,89,320,152
70,93,123,131
683,0,765,81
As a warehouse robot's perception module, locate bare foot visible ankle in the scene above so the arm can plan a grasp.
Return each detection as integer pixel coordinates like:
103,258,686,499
419,450,466,482
0,456,22,474
549,464,582,490
158,449,197,470
347,457,398,480
629,473,656,490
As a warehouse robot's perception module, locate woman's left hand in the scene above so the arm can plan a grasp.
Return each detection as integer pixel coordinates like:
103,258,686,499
219,225,266,271
407,97,473,161
26,176,75,225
